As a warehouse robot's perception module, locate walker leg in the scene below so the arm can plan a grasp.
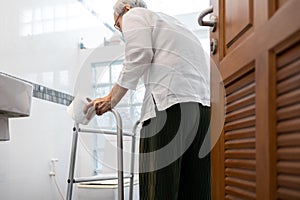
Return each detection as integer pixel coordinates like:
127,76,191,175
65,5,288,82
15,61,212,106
129,136,136,200
66,124,79,200
129,121,139,200
111,109,124,200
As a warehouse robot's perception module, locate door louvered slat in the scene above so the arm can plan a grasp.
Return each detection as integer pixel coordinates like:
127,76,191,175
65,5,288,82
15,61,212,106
277,147,300,160
226,105,255,123
225,138,255,149
226,94,255,114
225,127,255,141
225,149,256,159
277,73,300,95
277,59,300,81
225,159,256,170
277,187,300,200
226,83,255,104
225,186,256,200
276,42,300,199
277,41,300,69
226,72,255,96
277,89,300,108
225,168,256,181
277,161,300,175
277,118,300,133
278,174,300,190
278,133,300,147
224,116,255,132
277,103,300,121
224,69,256,199
225,177,256,191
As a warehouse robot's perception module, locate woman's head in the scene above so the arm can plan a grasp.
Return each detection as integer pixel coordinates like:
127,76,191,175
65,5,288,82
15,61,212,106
113,0,147,16
113,0,147,32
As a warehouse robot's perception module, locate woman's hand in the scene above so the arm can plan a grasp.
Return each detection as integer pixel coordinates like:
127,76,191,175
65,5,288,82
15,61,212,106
93,95,112,116
83,84,128,120
83,94,112,119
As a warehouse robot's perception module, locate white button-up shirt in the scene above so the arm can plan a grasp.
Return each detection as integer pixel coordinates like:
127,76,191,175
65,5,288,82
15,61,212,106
117,8,210,123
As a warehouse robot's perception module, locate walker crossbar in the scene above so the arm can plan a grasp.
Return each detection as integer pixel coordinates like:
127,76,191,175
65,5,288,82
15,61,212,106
74,174,132,183
66,108,140,200
78,128,134,137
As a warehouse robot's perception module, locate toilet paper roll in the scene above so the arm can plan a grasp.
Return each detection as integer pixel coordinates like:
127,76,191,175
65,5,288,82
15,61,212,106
67,95,95,125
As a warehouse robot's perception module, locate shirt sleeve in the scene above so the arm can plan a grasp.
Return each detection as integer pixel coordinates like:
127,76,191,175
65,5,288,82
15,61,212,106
117,10,153,90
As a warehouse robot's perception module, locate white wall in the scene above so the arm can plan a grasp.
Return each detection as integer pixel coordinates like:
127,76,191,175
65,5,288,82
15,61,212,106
0,0,112,94
0,98,74,200
0,0,113,199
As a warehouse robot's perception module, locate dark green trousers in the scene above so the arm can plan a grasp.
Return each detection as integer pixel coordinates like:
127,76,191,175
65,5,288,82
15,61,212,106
139,102,211,200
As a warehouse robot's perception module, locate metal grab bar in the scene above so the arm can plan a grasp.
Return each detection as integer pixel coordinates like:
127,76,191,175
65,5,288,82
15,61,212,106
66,108,140,200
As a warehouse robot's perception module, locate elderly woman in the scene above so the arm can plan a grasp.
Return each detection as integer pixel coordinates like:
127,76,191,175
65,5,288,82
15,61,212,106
85,0,211,199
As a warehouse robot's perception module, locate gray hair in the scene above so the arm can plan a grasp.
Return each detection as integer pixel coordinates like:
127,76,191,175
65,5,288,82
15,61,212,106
113,0,147,16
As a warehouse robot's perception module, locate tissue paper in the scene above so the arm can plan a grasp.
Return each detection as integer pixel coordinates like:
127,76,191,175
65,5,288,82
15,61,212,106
67,95,95,125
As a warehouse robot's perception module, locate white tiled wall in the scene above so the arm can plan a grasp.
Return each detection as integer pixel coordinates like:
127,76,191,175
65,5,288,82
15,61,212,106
0,0,113,200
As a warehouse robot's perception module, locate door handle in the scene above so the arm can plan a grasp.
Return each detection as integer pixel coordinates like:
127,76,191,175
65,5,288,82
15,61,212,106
198,5,217,32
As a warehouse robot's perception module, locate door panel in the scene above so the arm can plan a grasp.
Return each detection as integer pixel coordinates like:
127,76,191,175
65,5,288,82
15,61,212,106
275,38,300,199
225,0,254,50
224,65,256,200
208,0,300,199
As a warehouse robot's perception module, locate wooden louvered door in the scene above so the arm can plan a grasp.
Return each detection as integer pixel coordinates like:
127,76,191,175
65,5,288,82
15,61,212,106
208,0,300,199
275,38,300,199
